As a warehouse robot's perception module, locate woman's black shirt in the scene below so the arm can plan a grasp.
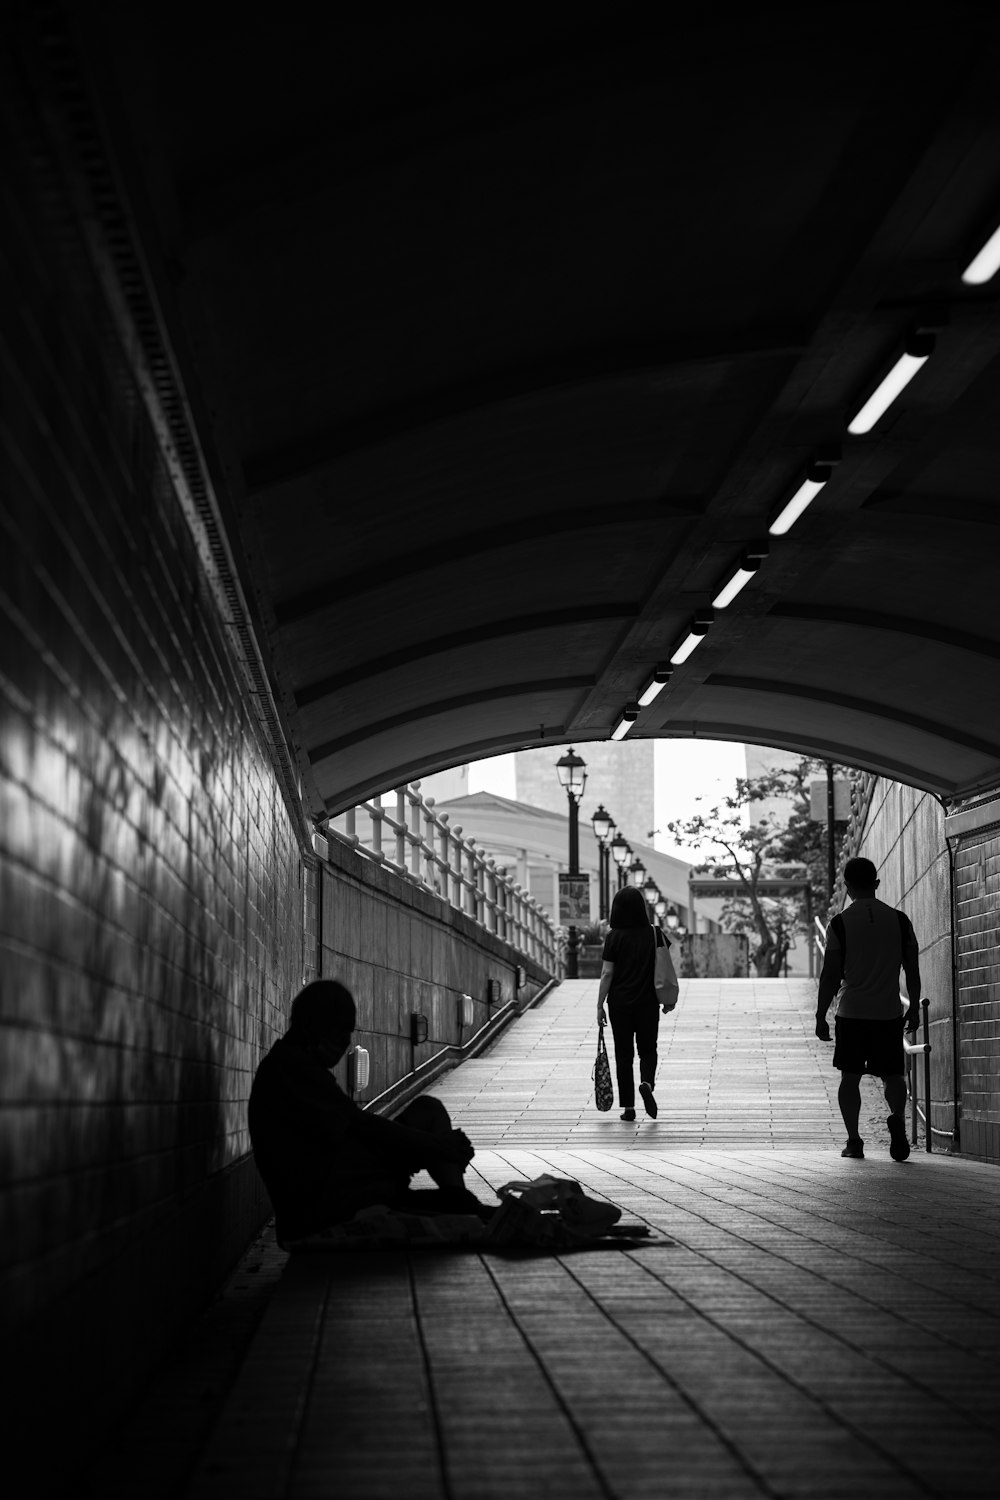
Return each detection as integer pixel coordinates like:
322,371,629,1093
602,925,667,1008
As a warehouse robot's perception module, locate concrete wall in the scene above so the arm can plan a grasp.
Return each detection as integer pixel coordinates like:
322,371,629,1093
850,781,956,1146
317,836,552,1104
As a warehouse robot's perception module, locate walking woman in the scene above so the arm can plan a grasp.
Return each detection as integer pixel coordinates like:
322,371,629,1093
596,885,669,1120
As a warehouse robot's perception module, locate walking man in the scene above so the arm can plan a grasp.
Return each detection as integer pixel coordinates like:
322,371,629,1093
816,857,922,1160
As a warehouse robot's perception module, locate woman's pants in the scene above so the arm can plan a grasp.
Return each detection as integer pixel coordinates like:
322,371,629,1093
608,1002,659,1108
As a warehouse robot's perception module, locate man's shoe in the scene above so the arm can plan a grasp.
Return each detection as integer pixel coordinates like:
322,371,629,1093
841,1137,864,1158
620,1108,636,1121
639,1082,658,1119
887,1114,911,1161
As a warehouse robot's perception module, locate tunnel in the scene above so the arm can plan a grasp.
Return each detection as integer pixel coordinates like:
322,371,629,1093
3,5,1000,1496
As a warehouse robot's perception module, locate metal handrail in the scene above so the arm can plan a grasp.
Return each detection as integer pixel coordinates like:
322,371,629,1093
903,997,933,1153
325,782,559,970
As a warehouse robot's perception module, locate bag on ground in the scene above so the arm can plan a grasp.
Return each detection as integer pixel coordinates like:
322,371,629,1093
593,1023,614,1110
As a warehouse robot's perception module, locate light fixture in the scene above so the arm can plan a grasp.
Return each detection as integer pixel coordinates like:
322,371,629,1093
629,858,646,887
642,875,659,902
712,549,766,608
591,803,612,842
846,333,935,435
669,611,714,666
555,746,587,802
961,222,1000,285
637,666,673,708
611,705,639,740
665,905,679,930
768,463,834,537
654,896,667,919
610,833,631,867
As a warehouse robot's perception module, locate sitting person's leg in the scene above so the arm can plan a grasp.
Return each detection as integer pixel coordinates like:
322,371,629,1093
390,1094,493,1219
394,1095,463,1188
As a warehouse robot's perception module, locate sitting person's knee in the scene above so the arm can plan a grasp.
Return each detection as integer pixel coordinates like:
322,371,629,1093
397,1095,451,1135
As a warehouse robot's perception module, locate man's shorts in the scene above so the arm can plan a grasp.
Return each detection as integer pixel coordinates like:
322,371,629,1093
833,1016,905,1077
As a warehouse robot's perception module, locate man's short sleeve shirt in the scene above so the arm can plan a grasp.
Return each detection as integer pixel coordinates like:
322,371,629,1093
825,898,918,1019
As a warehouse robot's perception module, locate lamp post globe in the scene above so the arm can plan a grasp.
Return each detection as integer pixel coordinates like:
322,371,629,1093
629,857,646,889
556,747,587,978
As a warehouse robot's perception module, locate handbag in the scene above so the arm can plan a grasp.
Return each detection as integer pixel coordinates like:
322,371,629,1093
654,926,680,1011
593,1022,614,1111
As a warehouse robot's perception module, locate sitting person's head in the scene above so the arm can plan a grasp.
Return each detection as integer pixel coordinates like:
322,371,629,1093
609,885,651,929
288,979,356,1066
844,857,879,899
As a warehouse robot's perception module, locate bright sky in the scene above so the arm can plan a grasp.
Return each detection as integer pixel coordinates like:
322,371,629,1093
467,739,748,864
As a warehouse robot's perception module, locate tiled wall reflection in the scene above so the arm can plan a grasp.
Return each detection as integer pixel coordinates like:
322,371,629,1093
0,109,303,1337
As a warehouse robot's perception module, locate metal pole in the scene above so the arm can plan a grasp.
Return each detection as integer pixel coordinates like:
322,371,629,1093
566,792,579,978
922,998,932,1154
826,761,836,908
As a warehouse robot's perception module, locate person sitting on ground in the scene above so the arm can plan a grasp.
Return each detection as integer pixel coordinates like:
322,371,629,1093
248,979,492,1244
815,857,922,1162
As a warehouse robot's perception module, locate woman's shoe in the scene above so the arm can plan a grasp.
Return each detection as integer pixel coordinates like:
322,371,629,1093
639,1082,658,1118
620,1108,636,1121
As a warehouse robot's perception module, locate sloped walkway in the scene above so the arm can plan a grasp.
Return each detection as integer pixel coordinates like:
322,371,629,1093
84,981,1000,1500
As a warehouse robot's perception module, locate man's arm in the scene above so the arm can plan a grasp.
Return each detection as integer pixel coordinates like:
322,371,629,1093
597,961,614,1023
902,930,922,1033
347,1109,474,1169
815,942,841,1040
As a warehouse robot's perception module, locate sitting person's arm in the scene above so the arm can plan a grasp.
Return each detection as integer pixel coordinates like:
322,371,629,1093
347,1107,474,1170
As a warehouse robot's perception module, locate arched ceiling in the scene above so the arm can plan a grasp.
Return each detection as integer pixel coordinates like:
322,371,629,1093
61,3,1000,814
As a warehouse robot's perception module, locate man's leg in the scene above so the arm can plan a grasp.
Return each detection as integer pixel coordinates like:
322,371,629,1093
883,1073,911,1160
838,1071,864,1152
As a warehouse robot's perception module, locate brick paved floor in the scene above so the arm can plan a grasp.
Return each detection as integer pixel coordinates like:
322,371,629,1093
84,980,1000,1500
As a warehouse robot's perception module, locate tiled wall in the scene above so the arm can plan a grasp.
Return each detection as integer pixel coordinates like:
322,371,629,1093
954,825,1000,1164
0,72,305,1486
852,781,956,1144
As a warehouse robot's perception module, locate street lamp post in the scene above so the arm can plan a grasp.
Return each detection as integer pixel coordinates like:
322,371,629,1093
610,833,630,893
556,747,588,979
629,858,646,889
591,804,613,921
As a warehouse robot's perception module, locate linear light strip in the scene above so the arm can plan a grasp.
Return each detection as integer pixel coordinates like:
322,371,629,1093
768,475,827,536
712,563,757,609
669,630,706,666
847,349,930,435
611,711,636,740
961,223,1000,285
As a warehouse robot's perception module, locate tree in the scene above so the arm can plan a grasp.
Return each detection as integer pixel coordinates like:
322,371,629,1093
665,758,855,977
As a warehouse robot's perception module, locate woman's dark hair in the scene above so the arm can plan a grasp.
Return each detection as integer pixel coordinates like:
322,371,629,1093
288,979,356,1042
609,885,651,930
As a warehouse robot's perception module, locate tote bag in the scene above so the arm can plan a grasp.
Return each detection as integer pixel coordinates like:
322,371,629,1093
593,1023,614,1111
653,926,680,1011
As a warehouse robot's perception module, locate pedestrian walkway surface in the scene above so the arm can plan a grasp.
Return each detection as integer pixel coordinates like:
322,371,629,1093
85,980,1000,1500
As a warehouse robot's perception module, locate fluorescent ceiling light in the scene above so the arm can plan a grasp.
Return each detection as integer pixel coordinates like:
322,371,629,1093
611,707,639,740
961,223,1000,285
847,337,934,435
669,632,704,665
712,557,761,608
668,612,713,666
637,669,672,708
768,471,830,537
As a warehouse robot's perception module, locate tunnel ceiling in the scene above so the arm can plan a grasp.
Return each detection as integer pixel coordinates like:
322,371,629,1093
62,4,1000,815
